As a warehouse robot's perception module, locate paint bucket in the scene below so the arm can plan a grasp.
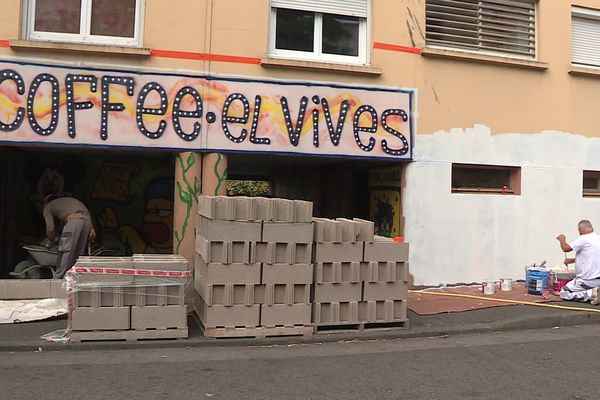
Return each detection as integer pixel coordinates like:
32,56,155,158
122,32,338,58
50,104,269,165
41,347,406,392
482,280,496,295
551,271,575,295
499,278,513,291
526,267,550,295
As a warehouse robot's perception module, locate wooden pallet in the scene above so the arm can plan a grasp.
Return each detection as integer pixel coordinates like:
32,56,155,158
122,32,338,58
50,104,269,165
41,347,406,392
314,320,409,333
68,327,188,342
201,322,313,339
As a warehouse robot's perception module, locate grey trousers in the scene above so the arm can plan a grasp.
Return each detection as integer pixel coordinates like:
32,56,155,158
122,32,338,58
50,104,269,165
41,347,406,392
55,217,90,279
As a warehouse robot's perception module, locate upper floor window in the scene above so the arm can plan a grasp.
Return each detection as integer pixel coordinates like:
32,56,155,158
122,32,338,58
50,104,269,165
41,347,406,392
25,0,143,46
425,0,536,59
268,0,369,65
572,7,600,68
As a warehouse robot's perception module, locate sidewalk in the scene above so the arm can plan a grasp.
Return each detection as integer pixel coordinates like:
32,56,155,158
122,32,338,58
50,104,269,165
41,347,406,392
2,300,600,352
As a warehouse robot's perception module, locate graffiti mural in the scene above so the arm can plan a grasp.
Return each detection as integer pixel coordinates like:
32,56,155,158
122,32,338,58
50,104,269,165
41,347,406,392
174,153,200,254
369,166,402,238
0,59,414,160
14,150,174,255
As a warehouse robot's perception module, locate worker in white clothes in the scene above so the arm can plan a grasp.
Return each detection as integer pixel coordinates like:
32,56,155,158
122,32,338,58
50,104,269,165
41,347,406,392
43,194,95,279
556,219,600,304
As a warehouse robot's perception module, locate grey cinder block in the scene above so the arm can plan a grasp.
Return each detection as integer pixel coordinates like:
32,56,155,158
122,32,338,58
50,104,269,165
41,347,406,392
314,262,360,284
131,305,187,330
313,282,362,303
262,222,313,243
363,242,409,262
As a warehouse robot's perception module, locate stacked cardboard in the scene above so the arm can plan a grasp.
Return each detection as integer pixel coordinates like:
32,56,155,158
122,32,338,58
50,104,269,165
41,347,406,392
312,218,409,329
194,195,314,338
67,254,190,342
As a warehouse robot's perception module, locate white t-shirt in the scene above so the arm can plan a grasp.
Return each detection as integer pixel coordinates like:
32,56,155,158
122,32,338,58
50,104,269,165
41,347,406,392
569,232,600,280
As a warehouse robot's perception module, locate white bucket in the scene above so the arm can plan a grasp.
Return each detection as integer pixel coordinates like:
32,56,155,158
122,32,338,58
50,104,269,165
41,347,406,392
499,278,513,291
482,280,496,295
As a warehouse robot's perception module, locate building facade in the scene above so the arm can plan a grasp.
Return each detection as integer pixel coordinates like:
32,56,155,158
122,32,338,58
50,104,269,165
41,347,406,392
1,0,600,286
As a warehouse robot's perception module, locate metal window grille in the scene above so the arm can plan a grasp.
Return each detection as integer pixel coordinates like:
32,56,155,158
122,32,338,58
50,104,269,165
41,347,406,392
426,0,536,58
451,165,516,192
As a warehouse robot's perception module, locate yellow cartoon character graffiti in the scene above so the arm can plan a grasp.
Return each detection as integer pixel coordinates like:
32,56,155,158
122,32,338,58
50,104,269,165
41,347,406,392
98,179,174,254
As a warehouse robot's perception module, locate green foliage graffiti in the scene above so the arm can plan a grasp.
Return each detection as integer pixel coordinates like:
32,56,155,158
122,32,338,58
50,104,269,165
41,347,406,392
213,153,228,196
174,153,200,254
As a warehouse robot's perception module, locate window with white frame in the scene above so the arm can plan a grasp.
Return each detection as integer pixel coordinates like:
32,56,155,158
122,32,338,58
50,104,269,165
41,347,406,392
26,0,143,46
268,0,369,64
572,7,600,68
425,0,536,59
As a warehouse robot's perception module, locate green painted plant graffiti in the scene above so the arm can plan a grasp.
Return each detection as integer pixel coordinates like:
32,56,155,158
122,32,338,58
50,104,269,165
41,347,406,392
174,153,200,254
213,153,228,196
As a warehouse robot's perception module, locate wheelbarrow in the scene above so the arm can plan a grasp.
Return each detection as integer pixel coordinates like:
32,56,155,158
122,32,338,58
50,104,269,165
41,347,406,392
10,245,58,279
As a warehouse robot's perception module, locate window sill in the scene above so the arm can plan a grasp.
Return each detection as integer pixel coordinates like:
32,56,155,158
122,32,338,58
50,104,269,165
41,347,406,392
569,65,600,78
9,39,151,56
583,192,600,198
452,188,517,195
421,47,549,71
261,57,382,75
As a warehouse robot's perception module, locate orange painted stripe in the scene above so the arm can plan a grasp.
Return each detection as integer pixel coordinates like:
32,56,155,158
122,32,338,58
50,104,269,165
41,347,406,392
150,49,261,64
373,42,422,55
0,40,9,48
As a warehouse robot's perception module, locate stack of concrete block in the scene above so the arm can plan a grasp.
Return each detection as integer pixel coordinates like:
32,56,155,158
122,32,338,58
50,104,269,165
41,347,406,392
0,279,65,300
195,195,314,338
67,254,189,342
312,218,409,329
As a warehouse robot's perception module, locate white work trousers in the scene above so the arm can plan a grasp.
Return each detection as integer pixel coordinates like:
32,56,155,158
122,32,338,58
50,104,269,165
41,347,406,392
559,277,600,302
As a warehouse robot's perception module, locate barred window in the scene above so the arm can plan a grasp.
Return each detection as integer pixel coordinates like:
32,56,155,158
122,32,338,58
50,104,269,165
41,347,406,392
452,164,521,194
583,171,600,197
426,0,536,58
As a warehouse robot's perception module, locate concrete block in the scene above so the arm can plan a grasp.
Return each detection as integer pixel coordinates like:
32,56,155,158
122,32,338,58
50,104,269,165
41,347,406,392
71,271,135,285
294,200,313,223
313,242,363,263
0,280,8,299
358,300,407,322
255,283,311,305
197,217,262,241
196,297,260,327
132,254,188,271
50,280,66,298
312,301,359,325
261,264,313,284
262,222,313,243
313,282,362,303
131,305,187,330
360,261,408,282
69,306,130,331
196,236,251,264
196,282,257,306
363,242,409,262
312,218,342,243
314,262,360,283
352,218,375,241
196,256,261,284
260,304,311,325
255,197,276,221
166,284,186,305
198,195,259,221
335,218,361,242
74,257,135,268
274,198,295,222
363,281,408,301
6,279,52,299
252,242,312,265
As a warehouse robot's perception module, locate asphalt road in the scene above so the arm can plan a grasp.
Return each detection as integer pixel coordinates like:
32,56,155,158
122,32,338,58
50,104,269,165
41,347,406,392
3,325,600,400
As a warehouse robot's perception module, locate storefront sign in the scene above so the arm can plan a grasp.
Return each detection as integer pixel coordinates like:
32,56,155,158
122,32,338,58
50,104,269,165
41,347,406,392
0,59,414,159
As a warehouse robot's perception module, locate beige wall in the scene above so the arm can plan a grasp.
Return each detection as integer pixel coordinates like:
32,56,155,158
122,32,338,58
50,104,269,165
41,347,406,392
0,0,594,137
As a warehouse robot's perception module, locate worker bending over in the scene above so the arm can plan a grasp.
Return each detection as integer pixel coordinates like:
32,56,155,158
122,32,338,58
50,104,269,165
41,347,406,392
43,194,94,279
556,219,600,304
